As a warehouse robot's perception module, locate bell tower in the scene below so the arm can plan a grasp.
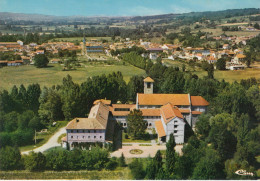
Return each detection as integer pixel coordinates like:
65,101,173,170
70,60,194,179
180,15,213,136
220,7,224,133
144,77,154,94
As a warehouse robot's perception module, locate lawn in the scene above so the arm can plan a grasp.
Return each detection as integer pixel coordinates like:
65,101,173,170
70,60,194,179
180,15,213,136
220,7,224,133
194,68,260,83
0,63,146,91
0,167,131,180
122,132,157,143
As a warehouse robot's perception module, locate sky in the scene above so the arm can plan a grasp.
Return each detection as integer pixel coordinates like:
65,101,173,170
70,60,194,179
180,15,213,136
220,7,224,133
0,0,259,16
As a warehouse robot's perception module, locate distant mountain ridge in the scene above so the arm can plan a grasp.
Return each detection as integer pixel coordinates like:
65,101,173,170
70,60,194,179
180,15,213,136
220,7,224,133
0,8,259,22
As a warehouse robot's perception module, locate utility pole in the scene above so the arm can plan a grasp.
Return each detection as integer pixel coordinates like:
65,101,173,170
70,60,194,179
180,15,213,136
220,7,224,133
35,130,37,145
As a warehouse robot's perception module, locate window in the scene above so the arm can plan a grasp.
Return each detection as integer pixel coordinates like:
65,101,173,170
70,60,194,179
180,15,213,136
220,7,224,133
83,136,85,139
149,123,152,126
147,82,151,88
174,130,178,134
174,125,178,128
88,136,90,138
77,130,79,133
88,130,90,133
94,136,96,139
83,130,85,133
94,130,96,133
100,136,102,139
123,123,127,126
71,136,73,138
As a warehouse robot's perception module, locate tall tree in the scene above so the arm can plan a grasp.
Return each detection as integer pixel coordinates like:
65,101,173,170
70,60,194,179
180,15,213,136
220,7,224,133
166,133,176,176
26,84,41,112
192,148,225,179
127,76,144,102
207,63,214,79
34,54,49,68
127,109,147,139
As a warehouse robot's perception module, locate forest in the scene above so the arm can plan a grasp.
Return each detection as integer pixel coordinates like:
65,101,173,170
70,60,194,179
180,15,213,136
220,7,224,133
0,51,259,178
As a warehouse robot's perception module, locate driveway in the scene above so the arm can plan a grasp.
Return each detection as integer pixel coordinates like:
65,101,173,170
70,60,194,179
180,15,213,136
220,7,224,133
111,144,183,158
22,126,66,155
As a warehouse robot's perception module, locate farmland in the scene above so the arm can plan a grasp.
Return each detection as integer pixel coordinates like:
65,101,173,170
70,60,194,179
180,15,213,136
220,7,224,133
0,63,146,91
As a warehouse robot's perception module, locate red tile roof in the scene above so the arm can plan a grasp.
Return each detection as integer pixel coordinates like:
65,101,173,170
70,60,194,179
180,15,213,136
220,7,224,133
141,109,161,116
155,121,166,137
192,111,202,115
161,103,183,124
138,93,190,106
144,77,154,82
190,96,209,106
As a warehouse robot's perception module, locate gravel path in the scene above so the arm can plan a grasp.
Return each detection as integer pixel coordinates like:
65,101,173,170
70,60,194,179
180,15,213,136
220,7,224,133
111,144,183,158
22,127,66,155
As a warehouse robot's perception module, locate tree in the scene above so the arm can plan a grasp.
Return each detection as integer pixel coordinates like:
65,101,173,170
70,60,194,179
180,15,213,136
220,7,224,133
26,84,41,112
166,133,176,175
129,159,145,180
192,148,225,179
127,76,144,102
24,151,46,171
38,88,64,124
0,146,23,170
246,85,260,121
154,150,163,172
145,159,156,179
174,155,192,179
127,109,147,139
195,114,211,140
118,153,126,167
207,63,214,79
216,58,226,70
34,54,49,68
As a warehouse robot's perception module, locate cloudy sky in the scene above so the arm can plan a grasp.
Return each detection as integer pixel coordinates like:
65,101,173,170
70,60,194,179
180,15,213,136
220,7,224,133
0,0,259,16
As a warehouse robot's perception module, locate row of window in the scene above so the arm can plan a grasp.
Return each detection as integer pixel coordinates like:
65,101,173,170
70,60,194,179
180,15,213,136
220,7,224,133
69,130,100,133
121,122,153,127
70,135,102,139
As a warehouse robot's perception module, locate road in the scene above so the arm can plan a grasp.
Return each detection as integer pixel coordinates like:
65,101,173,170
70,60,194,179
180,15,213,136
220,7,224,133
22,126,66,155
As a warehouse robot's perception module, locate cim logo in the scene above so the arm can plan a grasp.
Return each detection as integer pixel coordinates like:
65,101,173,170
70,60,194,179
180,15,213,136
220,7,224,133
235,169,254,176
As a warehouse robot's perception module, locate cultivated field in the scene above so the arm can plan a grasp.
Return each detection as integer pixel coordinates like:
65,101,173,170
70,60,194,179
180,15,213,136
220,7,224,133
0,64,146,91
0,168,132,180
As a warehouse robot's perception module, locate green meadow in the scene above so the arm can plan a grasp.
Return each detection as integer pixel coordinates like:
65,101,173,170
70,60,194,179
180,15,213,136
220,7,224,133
0,63,146,91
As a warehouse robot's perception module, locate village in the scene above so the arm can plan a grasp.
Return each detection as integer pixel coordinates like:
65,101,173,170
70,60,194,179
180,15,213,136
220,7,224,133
0,32,256,70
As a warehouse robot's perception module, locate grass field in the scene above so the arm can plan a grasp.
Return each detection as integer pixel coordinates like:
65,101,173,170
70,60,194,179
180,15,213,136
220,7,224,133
194,68,260,83
0,167,132,180
0,63,146,91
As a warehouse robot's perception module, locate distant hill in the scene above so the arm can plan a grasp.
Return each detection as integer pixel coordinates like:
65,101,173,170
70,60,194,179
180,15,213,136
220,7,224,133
0,8,259,23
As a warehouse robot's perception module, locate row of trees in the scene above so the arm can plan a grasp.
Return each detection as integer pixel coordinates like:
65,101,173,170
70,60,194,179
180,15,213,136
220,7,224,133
0,146,126,172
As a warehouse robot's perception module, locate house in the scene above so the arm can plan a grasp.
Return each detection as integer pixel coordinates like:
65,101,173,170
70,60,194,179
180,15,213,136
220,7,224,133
65,77,209,146
223,44,230,49
7,60,23,66
233,54,246,64
36,50,44,54
66,101,114,149
86,46,104,53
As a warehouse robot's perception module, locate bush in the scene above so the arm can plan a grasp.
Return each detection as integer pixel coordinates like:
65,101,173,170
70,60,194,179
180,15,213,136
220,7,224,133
0,146,23,170
24,152,46,171
105,159,118,170
129,159,145,179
